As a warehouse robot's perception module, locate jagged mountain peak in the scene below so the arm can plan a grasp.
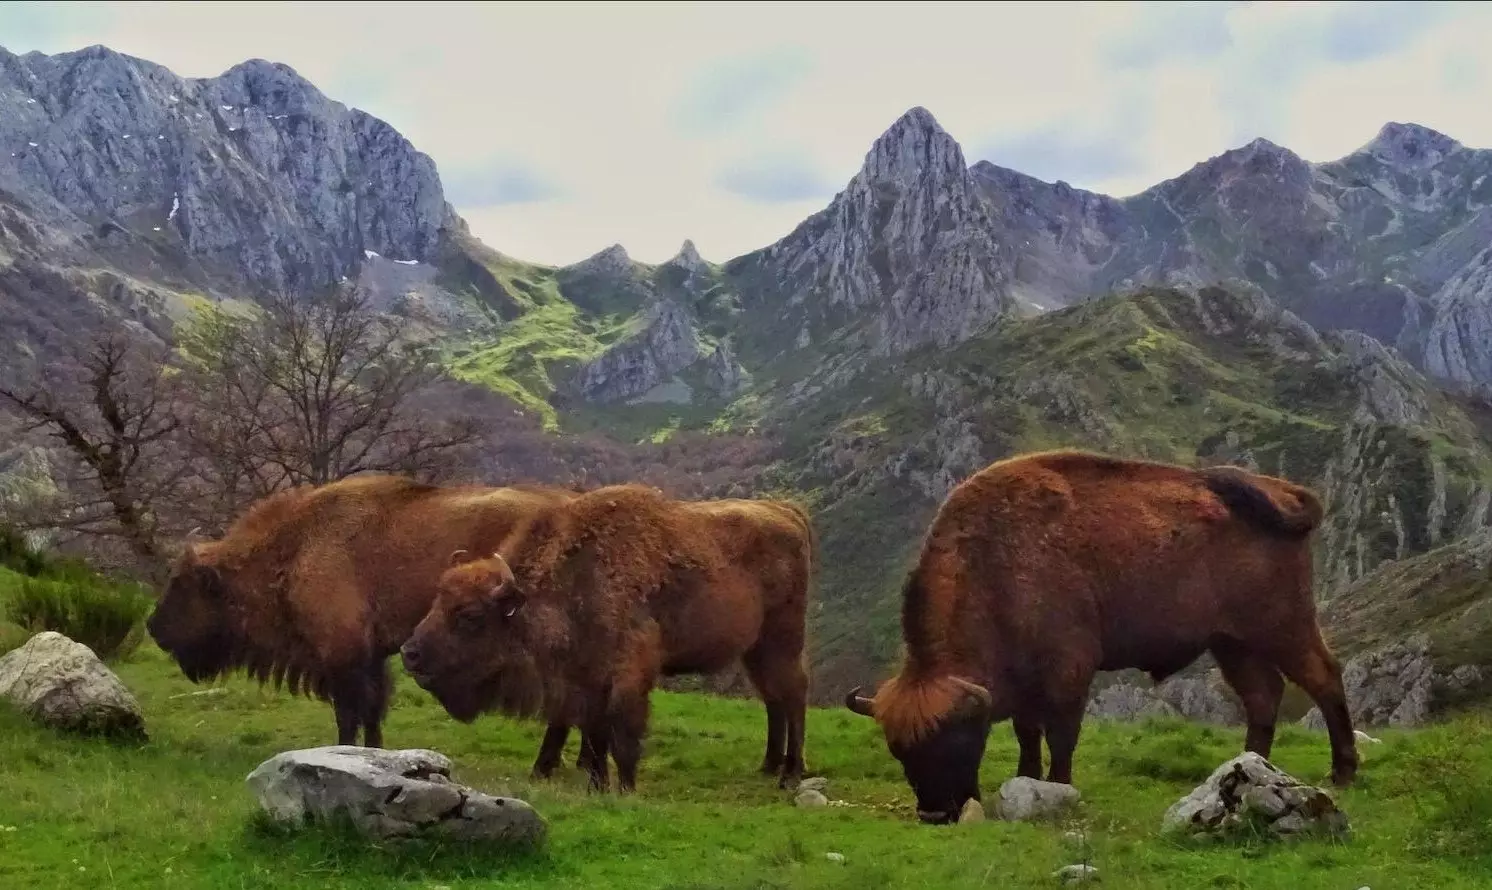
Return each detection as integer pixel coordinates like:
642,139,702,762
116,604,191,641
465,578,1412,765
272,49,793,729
567,243,633,277
665,238,707,273
859,105,965,186
1361,121,1462,169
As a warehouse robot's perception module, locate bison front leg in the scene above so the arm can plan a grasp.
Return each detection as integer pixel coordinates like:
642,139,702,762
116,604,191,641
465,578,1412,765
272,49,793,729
531,722,572,779
1011,713,1044,779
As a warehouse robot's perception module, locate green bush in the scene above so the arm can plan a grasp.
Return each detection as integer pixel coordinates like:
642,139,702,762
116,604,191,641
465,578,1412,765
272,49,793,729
0,524,48,577
5,574,154,661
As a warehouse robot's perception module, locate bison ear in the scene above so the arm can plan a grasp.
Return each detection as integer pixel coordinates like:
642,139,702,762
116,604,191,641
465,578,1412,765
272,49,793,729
950,677,994,721
192,562,225,598
844,686,875,718
449,549,471,567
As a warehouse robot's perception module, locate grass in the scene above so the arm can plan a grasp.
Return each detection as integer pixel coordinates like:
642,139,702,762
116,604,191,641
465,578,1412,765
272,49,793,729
1,642,1490,889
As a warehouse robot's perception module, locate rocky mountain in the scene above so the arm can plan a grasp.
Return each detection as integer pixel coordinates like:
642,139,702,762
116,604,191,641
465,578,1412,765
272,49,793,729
4,45,1492,705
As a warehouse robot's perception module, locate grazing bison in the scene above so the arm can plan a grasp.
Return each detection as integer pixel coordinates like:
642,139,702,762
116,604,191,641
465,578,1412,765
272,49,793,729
844,449,1358,824
400,484,814,792
145,474,574,747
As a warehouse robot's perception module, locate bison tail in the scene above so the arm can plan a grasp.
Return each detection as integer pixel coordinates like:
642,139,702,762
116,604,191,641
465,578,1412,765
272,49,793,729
1200,467,1324,537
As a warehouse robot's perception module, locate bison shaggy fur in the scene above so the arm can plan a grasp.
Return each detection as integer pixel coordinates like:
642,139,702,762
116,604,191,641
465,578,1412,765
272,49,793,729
845,449,1359,824
400,483,815,792
146,474,574,747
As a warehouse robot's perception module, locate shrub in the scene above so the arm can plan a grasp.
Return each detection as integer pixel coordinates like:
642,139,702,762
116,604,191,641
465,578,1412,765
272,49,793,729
0,524,48,577
6,574,154,661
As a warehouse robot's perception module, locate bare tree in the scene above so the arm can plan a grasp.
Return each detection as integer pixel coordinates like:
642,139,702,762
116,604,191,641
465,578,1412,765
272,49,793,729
0,332,188,572
179,285,484,516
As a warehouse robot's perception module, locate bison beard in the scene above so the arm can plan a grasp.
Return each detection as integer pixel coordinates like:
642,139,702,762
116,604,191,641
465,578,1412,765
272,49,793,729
146,475,573,748
845,449,1359,824
402,485,815,793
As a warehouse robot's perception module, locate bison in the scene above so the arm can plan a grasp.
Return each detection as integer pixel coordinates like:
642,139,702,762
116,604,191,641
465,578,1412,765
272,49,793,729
843,449,1359,824
145,474,574,747
399,484,815,792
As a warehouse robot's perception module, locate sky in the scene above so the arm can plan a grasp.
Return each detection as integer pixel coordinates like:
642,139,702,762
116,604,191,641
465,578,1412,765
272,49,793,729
5,1,1492,266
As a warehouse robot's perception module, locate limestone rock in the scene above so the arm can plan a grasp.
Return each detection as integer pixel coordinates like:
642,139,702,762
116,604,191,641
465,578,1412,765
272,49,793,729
794,789,829,808
1052,864,1099,884
796,776,828,794
748,107,1017,355
1300,634,1436,728
1084,683,1179,721
246,746,546,845
1156,675,1245,726
957,798,986,824
0,46,453,298
0,631,145,739
994,777,1081,822
571,298,705,403
1161,752,1349,841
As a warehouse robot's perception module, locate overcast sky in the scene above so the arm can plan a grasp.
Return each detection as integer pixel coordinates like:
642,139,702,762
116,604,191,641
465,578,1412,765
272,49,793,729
5,1,1491,266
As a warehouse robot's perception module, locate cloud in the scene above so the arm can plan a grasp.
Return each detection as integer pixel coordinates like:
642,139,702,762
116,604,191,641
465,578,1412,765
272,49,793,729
715,151,837,203
672,46,815,137
443,163,563,207
1104,2,1239,70
1317,1,1452,63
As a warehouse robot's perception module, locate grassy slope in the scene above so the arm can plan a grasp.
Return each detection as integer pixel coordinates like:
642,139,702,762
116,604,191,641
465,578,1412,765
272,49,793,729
2,645,1491,890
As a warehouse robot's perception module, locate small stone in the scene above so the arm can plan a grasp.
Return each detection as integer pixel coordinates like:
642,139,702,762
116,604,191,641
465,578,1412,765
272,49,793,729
1053,864,1099,884
825,852,845,863
995,777,1081,822
797,776,829,794
794,790,829,808
957,798,985,823
1354,729,1382,744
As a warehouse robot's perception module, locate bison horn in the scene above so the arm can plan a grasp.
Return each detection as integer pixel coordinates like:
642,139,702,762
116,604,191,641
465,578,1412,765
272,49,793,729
949,677,993,717
844,686,875,717
449,549,470,567
491,552,516,585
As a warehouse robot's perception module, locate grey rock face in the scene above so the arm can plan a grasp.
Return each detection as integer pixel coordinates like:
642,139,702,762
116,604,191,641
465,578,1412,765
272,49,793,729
572,298,705,403
1156,675,1245,726
750,107,1016,354
1423,247,1492,385
994,777,1081,822
1085,683,1179,721
1161,752,1349,841
1085,673,1243,726
1299,633,1480,729
0,46,454,298
0,631,145,739
246,746,546,845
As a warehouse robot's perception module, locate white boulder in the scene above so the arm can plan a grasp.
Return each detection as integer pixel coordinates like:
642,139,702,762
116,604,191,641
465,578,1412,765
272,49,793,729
246,746,546,845
0,631,145,739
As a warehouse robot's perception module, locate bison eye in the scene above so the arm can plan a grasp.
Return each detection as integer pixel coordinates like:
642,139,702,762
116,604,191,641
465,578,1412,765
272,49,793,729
453,608,484,633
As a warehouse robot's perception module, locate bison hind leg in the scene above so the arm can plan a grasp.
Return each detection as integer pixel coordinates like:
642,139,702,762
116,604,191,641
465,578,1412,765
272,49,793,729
742,646,809,789
1211,640,1285,759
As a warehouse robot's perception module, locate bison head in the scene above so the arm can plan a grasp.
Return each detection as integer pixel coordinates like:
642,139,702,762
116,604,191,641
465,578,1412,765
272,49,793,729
147,545,235,682
846,676,994,824
401,550,547,723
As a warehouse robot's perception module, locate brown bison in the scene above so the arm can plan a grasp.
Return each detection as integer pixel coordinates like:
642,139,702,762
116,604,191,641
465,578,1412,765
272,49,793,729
399,484,814,792
146,474,574,747
844,449,1358,824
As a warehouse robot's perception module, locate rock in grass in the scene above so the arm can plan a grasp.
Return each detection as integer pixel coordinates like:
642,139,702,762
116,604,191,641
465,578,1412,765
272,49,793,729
0,631,145,739
1161,752,1348,841
995,777,1081,821
246,746,546,845
1053,863,1099,883
958,798,985,823
795,789,829,808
